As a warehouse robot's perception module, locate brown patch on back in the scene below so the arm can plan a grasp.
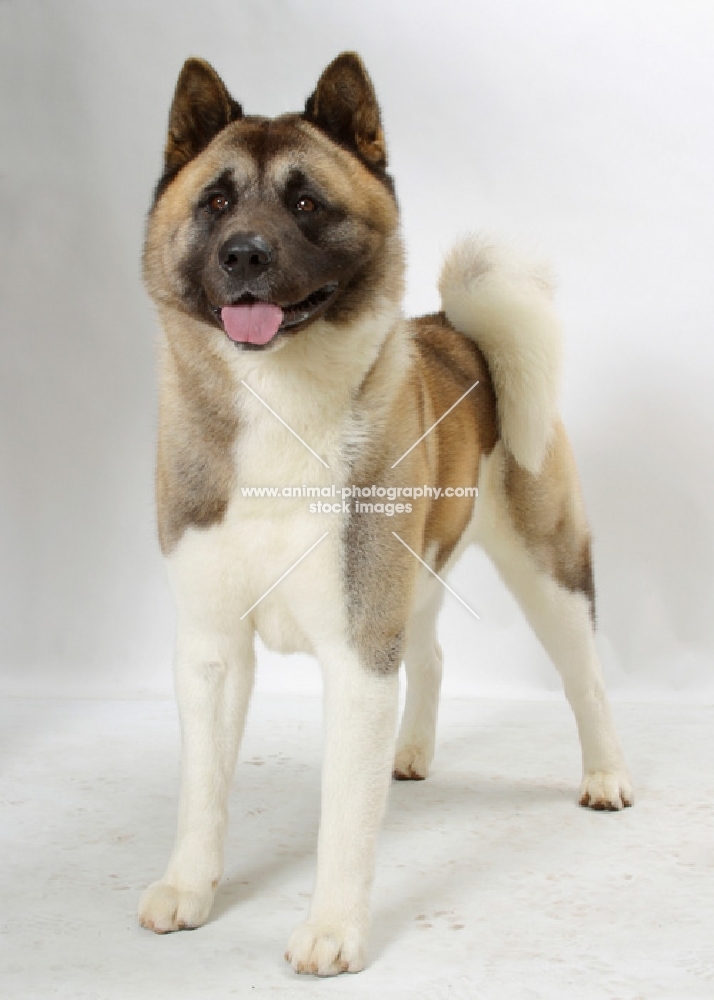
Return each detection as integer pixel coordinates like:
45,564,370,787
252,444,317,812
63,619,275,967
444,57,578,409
413,313,499,571
342,314,500,672
504,422,597,621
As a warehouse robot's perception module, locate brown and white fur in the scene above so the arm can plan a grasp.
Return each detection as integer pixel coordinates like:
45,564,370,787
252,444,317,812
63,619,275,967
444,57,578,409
138,52,632,976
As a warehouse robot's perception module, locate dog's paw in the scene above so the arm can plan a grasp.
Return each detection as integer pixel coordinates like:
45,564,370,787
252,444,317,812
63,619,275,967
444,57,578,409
579,770,633,811
285,920,366,976
393,743,430,781
138,880,214,934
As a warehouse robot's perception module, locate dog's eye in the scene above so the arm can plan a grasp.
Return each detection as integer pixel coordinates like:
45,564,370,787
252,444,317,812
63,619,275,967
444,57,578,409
295,196,317,214
208,193,231,213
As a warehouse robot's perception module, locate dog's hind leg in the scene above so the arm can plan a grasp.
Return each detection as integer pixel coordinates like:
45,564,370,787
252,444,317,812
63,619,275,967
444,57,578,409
476,436,633,810
138,627,255,933
393,582,444,781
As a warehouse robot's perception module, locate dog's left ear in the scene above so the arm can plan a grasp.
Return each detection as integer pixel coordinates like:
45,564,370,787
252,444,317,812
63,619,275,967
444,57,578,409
303,52,387,171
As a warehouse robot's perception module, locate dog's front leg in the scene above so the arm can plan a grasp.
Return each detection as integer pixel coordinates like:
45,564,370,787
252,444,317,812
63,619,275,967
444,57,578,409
286,647,399,976
139,628,255,933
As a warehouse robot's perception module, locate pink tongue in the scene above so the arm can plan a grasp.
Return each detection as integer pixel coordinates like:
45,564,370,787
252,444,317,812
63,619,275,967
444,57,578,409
221,302,284,345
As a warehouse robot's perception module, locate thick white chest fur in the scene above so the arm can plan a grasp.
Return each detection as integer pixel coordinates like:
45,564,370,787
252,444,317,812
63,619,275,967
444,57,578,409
166,308,401,657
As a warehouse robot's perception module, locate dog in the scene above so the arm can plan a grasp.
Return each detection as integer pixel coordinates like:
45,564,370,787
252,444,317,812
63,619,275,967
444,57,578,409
138,52,632,976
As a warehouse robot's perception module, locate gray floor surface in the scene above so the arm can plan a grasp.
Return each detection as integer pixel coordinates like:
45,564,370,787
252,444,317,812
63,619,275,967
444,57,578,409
2,696,712,999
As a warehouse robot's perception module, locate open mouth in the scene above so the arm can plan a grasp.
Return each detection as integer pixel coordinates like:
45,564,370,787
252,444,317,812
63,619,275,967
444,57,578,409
212,282,339,348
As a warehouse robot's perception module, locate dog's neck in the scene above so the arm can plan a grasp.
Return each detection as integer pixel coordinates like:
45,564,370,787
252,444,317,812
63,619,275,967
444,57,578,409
159,296,407,433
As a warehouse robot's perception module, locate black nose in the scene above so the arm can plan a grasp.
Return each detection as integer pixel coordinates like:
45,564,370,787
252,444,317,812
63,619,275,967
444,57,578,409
218,234,273,278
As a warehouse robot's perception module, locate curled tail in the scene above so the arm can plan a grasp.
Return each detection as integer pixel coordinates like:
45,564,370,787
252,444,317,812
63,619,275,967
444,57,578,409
438,236,562,476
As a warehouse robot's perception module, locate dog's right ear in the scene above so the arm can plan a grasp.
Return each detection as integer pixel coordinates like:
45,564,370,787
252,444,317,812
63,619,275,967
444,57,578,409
156,58,242,198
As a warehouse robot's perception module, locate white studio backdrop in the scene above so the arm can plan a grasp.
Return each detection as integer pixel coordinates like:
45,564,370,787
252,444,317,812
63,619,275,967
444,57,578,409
1,0,713,701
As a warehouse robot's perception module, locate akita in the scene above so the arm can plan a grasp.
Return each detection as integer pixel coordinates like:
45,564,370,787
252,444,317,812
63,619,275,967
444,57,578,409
139,51,632,976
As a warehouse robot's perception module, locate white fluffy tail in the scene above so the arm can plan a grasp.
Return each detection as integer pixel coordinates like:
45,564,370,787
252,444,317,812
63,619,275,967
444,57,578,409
438,235,562,475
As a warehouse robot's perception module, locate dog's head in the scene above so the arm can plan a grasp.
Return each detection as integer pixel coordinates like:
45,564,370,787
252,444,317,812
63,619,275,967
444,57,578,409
144,53,403,351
